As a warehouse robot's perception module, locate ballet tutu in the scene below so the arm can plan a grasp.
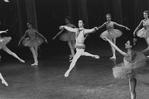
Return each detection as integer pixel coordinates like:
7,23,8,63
136,28,149,38
113,51,148,79
0,37,11,48
100,29,122,40
22,37,44,47
60,31,75,41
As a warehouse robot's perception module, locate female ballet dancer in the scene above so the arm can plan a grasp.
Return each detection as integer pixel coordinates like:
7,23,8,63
18,22,48,66
104,36,149,99
59,17,76,61
60,20,100,77
0,29,25,63
98,13,130,59
133,10,149,54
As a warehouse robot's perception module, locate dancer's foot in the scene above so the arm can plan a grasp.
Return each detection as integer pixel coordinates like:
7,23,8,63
94,55,100,59
64,71,70,77
69,59,72,62
110,56,116,59
31,62,38,66
2,80,8,86
147,56,149,58
19,59,25,63
69,55,73,62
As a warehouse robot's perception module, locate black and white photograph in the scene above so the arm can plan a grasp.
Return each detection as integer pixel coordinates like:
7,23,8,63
0,0,149,99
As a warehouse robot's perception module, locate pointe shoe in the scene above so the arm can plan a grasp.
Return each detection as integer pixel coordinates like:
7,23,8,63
69,55,73,62
64,71,69,77
110,56,116,59
2,80,8,86
94,55,100,59
69,59,72,62
19,59,25,63
147,56,149,57
31,63,38,66
69,57,73,62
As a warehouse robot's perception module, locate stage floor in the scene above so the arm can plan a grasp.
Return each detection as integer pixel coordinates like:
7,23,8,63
0,40,149,99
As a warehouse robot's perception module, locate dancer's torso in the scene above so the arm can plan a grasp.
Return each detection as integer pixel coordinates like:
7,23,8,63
123,55,132,68
143,19,149,30
76,29,85,45
27,29,37,41
106,21,114,31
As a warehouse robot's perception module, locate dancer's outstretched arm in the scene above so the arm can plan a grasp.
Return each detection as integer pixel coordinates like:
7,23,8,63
60,25,77,33
104,37,128,56
133,20,143,36
36,30,48,43
18,31,28,46
114,22,130,30
98,22,106,30
84,27,98,34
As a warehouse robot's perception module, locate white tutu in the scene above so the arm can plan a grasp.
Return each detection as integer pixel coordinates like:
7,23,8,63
100,29,122,40
137,28,149,38
22,37,44,47
113,51,148,79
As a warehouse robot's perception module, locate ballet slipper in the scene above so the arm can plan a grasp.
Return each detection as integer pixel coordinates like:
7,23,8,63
31,62,38,66
2,80,8,86
94,55,100,59
110,56,116,59
19,59,25,63
64,71,70,77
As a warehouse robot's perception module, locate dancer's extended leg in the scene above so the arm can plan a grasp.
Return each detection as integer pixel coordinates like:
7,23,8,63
110,38,116,59
64,49,84,77
30,47,38,66
129,77,137,99
82,51,100,59
2,46,25,63
68,41,75,61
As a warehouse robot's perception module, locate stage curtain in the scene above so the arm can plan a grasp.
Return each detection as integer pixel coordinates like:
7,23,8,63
25,0,38,30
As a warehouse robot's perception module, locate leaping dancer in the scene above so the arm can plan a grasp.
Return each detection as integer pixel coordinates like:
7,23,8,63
60,20,100,77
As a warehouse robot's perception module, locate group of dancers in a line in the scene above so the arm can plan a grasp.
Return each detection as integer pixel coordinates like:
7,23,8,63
54,10,149,99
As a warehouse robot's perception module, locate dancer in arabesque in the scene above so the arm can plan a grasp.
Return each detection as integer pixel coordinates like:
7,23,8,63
104,36,149,99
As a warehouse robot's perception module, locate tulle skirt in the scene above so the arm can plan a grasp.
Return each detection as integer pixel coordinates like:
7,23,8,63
60,32,75,41
112,64,132,79
136,28,149,38
113,52,148,79
100,29,122,40
0,37,11,48
22,37,44,47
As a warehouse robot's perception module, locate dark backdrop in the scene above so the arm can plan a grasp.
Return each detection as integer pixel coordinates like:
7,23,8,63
0,0,149,52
